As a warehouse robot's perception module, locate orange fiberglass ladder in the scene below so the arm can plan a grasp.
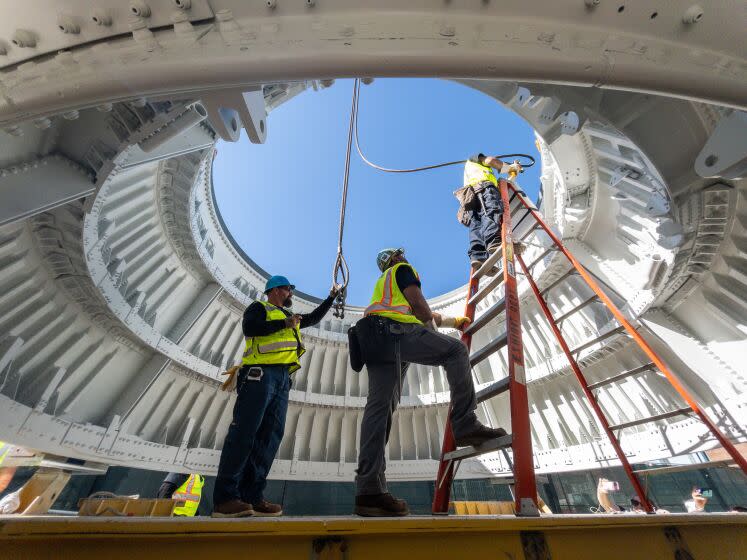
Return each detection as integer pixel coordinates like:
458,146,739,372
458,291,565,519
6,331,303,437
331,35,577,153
432,176,747,516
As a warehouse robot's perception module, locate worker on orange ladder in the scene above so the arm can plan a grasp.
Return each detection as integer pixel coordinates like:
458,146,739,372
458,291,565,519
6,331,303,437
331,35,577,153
459,154,523,273
351,248,507,516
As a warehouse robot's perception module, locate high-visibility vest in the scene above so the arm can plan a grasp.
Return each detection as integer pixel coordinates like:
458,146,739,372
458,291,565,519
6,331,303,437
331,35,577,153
172,473,204,516
242,301,306,373
364,263,423,324
463,159,497,187
0,441,10,466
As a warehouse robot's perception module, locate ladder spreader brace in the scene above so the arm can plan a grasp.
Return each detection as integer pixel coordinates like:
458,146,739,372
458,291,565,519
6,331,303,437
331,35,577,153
432,178,747,517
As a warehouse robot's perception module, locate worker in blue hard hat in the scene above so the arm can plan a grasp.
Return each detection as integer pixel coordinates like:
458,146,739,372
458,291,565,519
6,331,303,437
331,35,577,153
351,247,507,517
212,275,339,518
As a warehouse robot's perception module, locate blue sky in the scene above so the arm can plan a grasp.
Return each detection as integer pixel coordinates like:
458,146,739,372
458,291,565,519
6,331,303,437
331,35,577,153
213,78,540,306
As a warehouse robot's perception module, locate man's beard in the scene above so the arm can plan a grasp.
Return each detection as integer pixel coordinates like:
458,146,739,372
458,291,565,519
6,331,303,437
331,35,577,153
283,296,293,308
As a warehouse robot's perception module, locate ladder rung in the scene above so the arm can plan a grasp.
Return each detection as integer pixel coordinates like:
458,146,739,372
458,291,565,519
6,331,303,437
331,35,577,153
554,295,599,324
608,407,692,431
476,377,510,403
464,297,506,335
473,246,504,281
511,208,532,232
468,272,505,306
540,268,576,296
526,246,557,270
520,223,542,241
469,332,508,366
569,325,627,355
588,363,656,390
443,434,513,461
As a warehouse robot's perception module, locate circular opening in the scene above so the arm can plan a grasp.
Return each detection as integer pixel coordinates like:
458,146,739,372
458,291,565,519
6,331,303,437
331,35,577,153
230,117,238,132
694,12,703,21
59,25,65,31
704,154,718,167
11,39,18,46
212,78,541,304
618,5,625,13
259,119,265,133
194,103,208,118
131,7,139,14
650,12,658,19
92,16,99,22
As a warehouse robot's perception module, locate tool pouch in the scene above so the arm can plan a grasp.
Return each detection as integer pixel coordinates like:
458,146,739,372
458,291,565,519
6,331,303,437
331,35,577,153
347,324,365,372
353,315,400,365
454,185,479,226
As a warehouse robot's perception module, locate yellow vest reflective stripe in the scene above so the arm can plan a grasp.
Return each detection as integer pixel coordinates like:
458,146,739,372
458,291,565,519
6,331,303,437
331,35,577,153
463,160,497,187
242,301,306,373
364,263,423,324
0,441,10,466
172,474,204,517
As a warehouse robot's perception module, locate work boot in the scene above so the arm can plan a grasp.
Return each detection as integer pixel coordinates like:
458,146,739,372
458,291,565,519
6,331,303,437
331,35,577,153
454,424,509,448
354,493,410,517
470,260,485,274
211,499,254,518
252,499,283,517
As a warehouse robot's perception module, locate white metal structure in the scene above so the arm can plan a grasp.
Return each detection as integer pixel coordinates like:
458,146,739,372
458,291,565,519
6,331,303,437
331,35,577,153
0,1,745,482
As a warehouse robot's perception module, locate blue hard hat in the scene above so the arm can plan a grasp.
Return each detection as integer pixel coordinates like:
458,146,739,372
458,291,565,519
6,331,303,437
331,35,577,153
264,275,295,293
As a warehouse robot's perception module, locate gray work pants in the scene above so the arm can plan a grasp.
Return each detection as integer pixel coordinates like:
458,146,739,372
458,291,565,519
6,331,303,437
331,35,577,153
355,322,479,496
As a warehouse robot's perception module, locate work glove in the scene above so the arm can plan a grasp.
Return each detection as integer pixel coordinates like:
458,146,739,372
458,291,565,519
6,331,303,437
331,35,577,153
454,316,472,331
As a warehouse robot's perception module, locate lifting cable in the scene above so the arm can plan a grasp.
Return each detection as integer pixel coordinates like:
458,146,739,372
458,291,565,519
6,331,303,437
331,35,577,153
331,78,538,317
330,79,359,319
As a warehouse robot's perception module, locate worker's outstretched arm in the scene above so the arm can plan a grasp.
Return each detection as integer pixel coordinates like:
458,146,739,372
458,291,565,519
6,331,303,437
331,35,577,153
402,284,435,325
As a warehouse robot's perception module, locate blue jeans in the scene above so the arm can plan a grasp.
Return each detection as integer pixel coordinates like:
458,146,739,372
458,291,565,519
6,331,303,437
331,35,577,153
468,184,503,262
213,364,290,505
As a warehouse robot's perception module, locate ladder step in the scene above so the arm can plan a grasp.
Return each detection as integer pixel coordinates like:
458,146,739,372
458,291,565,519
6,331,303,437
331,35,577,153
608,407,691,431
554,295,599,324
468,272,505,306
588,363,656,390
443,434,513,461
540,268,576,296
473,247,503,281
570,325,626,355
464,297,506,335
526,246,557,270
476,377,510,403
469,332,508,367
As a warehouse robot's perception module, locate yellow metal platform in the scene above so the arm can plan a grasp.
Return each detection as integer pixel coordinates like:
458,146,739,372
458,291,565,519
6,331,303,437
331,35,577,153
1,514,745,560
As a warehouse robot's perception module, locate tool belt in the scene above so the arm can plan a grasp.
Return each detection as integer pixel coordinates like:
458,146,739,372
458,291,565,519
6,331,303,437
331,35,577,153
348,316,407,370
454,181,492,226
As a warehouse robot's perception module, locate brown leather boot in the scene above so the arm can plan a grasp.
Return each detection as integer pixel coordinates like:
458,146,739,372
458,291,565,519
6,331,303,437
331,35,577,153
252,499,283,517
211,499,254,518
454,424,508,448
354,493,409,517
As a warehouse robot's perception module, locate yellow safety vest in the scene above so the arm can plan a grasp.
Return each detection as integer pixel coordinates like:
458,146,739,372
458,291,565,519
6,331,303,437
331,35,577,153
172,474,204,517
364,263,423,324
242,301,306,373
463,159,497,187
0,441,10,466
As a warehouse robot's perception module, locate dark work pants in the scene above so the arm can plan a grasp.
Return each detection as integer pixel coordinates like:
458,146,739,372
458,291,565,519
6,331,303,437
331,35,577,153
356,323,479,496
468,184,504,262
213,365,290,506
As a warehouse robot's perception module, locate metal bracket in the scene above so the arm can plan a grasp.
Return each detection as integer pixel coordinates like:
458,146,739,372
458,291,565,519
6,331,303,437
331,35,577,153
695,110,747,180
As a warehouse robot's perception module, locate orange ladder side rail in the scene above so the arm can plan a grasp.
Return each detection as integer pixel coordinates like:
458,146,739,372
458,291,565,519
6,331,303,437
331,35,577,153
498,178,538,516
516,253,655,513
507,182,747,475
431,271,480,514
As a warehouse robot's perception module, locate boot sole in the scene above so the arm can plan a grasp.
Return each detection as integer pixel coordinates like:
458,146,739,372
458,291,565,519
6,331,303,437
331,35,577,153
251,510,283,517
354,506,410,517
211,510,254,518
